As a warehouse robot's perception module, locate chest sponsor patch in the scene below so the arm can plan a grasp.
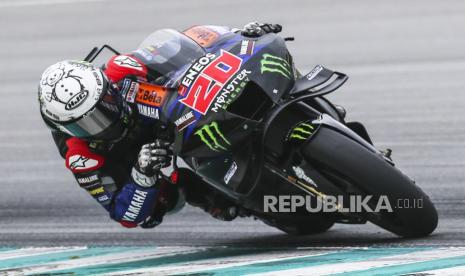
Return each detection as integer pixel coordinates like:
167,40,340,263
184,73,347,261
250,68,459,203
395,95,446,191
137,104,160,119
135,82,168,107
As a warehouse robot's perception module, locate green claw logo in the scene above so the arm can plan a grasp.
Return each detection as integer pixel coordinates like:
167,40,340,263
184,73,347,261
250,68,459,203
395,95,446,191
195,121,231,151
260,53,292,79
289,122,315,141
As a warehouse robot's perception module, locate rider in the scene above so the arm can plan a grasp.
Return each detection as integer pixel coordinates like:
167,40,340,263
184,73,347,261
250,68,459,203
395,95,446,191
38,23,283,229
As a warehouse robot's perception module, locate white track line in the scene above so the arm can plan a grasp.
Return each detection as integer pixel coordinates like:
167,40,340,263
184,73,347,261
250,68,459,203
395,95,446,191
0,247,86,261
254,248,465,276
10,247,201,275
410,265,465,276
104,249,339,275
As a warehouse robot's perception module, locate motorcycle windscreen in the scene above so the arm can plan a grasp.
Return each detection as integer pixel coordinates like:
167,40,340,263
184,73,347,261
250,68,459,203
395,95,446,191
132,29,206,83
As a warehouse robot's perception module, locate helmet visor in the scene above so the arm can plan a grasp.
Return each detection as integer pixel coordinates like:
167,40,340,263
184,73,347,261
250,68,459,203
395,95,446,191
52,86,127,140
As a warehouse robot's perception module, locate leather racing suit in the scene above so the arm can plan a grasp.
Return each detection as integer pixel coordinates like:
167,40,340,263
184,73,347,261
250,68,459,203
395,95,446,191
49,23,282,229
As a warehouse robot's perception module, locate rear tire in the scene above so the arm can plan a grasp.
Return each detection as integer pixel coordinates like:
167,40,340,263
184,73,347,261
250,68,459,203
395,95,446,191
301,127,438,237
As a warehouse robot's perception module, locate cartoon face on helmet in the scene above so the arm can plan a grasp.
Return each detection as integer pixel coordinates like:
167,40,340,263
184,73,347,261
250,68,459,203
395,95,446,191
54,70,89,110
39,60,104,121
39,60,128,141
42,65,65,87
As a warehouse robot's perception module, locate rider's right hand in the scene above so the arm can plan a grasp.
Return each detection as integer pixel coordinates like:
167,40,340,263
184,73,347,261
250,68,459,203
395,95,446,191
131,139,172,187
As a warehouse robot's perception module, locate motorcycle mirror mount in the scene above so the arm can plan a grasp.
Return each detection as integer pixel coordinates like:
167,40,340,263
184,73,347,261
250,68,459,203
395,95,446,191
83,44,121,62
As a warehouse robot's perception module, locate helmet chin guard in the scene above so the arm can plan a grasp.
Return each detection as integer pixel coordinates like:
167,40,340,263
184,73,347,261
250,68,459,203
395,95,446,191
39,60,128,141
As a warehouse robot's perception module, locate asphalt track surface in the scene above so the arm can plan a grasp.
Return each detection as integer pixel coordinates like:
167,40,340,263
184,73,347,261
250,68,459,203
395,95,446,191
0,0,464,251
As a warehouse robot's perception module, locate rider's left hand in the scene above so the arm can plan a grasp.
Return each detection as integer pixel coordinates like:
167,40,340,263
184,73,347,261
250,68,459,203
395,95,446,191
242,22,282,37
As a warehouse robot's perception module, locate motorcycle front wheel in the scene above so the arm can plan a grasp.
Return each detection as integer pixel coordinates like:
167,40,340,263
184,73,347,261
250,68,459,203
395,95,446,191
300,126,438,237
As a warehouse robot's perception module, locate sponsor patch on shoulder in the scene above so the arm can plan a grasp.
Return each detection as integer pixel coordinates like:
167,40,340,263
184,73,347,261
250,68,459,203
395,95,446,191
113,55,144,71
68,155,99,171
77,174,99,185
121,79,139,103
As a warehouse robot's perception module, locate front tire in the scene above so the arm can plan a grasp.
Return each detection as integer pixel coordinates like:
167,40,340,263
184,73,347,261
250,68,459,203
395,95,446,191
275,217,335,236
301,127,438,237
262,214,335,236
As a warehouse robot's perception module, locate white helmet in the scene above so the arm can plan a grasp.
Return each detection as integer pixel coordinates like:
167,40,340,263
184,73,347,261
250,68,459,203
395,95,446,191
39,60,128,140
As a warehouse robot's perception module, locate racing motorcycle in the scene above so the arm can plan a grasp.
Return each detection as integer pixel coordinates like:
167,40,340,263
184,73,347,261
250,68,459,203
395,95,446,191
84,26,438,237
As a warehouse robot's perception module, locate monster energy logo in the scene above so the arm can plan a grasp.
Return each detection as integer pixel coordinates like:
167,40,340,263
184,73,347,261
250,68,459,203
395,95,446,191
195,122,231,151
260,53,292,79
289,122,315,141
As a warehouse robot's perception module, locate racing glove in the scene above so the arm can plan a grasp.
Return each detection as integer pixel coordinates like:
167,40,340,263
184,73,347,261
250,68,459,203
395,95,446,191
131,139,172,187
114,139,173,228
131,140,174,228
242,22,282,37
